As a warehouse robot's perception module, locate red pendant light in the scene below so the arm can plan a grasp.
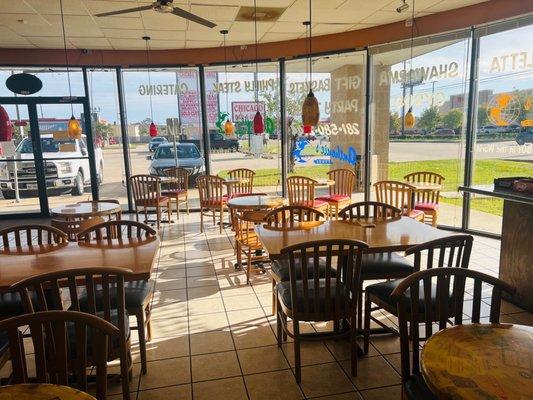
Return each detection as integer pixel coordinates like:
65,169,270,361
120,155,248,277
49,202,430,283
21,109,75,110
253,111,264,134
149,122,158,137
303,124,312,135
0,105,13,142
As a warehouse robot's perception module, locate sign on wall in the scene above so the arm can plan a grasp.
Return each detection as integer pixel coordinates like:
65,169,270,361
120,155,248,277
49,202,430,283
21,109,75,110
232,101,265,122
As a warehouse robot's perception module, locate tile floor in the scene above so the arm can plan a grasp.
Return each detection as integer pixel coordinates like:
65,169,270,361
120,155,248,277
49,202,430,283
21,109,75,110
2,212,532,400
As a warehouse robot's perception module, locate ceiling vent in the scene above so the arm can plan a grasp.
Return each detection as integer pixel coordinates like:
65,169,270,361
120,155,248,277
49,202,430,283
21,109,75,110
235,6,285,22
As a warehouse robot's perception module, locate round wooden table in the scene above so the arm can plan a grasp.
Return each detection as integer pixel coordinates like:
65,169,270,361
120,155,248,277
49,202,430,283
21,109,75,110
227,195,285,211
408,181,442,191
421,323,533,400
316,179,335,187
0,383,95,399
50,202,121,219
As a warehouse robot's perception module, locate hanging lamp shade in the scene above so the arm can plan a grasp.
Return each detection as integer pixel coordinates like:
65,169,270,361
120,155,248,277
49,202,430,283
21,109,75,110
224,119,235,135
302,90,319,126
67,115,82,139
149,122,158,137
0,105,13,142
405,107,415,129
303,125,312,134
253,111,264,134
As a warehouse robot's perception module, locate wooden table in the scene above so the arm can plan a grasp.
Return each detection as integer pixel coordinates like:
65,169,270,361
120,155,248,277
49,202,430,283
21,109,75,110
421,323,533,400
409,181,442,191
316,179,335,187
0,236,159,290
0,383,95,399
256,216,450,259
50,202,121,219
227,195,285,211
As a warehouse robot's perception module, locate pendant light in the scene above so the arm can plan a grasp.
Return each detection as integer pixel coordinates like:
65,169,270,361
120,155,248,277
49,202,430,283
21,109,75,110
404,0,416,129
252,0,264,135
143,36,158,137
59,0,81,139
221,29,235,136
301,1,319,127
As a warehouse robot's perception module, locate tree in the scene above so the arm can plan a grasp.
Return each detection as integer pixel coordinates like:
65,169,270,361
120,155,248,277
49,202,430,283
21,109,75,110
418,105,441,133
477,105,490,128
94,121,114,144
442,108,463,131
389,112,401,134
137,118,153,136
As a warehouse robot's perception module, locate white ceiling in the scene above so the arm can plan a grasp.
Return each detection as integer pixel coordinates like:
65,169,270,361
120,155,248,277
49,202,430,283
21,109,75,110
0,0,488,50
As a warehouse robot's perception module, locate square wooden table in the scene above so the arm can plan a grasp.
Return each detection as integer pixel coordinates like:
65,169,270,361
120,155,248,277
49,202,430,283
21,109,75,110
256,216,451,259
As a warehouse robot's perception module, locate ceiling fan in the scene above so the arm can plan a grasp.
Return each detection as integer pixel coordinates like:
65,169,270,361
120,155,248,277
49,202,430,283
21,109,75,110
94,0,216,28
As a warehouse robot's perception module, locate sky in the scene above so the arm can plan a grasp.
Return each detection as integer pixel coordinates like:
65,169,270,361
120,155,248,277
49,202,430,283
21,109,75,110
0,24,531,125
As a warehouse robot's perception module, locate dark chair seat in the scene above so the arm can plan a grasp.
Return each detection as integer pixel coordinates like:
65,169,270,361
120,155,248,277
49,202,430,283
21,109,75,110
361,253,413,276
0,290,63,319
366,279,453,312
78,280,153,310
277,279,350,314
404,373,437,400
271,258,333,282
68,309,130,358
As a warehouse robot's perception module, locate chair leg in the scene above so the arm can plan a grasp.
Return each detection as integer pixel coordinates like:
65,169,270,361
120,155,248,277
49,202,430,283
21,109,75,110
200,208,204,233
156,205,161,230
293,319,301,383
176,198,180,220
119,344,131,400
363,291,371,354
271,278,276,316
350,315,357,377
167,201,171,223
220,207,224,233
145,302,152,342
432,210,438,227
282,313,288,342
276,305,282,347
136,309,148,375
246,248,251,285
357,281,364,331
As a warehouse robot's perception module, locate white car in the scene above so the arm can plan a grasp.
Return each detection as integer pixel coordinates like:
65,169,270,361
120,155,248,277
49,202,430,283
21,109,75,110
0,134,104,199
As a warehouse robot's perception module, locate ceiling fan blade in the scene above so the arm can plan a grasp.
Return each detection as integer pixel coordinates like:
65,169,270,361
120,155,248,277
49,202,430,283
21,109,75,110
95,5,153,17
172,7,216,28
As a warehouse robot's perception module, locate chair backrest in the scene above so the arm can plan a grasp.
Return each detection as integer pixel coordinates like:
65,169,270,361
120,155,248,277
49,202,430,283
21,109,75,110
327,168,355,197
77,199,122,220
197,174,225,206
129,174,162,206
280,239,369,321
287,176,317,206
404,171,445,205
0,225,68,250
52,217,105,241
0,310,120,400
163,167,190,192
264,205,325,230
391,267,515,385
338,201,402,221
407,234,473,273
374,180,416,213
227,168,255,196
232,210,259,244
77,220,157,242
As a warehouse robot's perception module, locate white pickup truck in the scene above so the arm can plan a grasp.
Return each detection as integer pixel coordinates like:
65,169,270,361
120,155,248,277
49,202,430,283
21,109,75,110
0,134,103,199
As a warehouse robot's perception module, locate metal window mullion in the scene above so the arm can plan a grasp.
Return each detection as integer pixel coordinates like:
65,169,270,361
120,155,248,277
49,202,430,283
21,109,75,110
462,28,480,231
27,103,49,216
82,67,99,200
199,65,211,176
116,67,133,212
280,58,288,197
364,49,372,201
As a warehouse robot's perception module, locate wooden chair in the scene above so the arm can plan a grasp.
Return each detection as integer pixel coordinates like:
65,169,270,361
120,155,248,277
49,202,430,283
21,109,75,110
51,216,105,241
78,220,157,375
129,174,171,230
264,206,325,315
197,174,228,233
404,172,445,227
0,224,68,250
11,267,133,400
363,234,473,354
339,201,412,330
374,180,424,222
287,176,329,215
277,239,368,382
391,268,515,400
227,168,255,197
0,310,124,400
316,169,355,219
162,167,190,220
233,210,268,284
77,199,122,220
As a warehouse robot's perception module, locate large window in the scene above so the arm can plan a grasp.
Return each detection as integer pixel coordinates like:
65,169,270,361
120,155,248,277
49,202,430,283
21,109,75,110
370,31,472,228
285,51,367,199
121,67,204,208
204,61,282,196
469,21,533,234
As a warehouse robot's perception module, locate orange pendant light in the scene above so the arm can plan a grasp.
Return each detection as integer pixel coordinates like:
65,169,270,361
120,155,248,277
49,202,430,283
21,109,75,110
67,115,82,139
302,90,319,126
405,107,415,129
224,119,235,135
